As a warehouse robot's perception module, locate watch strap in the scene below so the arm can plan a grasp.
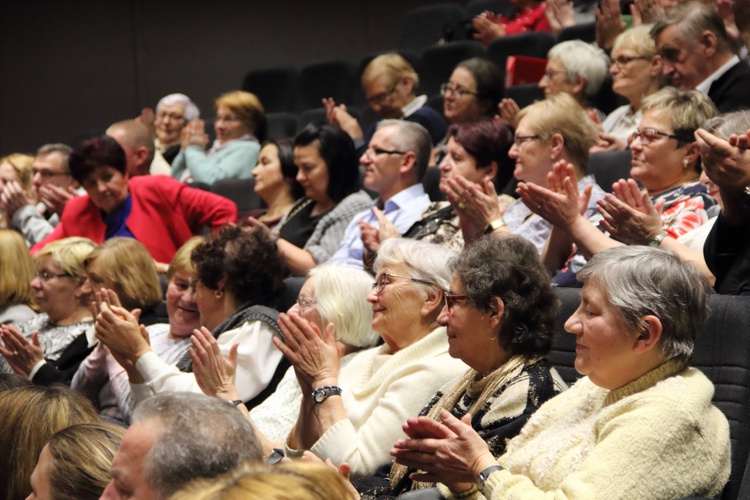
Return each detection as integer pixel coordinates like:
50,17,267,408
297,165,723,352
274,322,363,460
647,231,668,247
485,218,506,234
311,385,343,404
477,465,504,493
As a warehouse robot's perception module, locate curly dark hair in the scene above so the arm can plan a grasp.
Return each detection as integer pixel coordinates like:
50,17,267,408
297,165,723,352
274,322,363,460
452,236,559,356
191,225,286,308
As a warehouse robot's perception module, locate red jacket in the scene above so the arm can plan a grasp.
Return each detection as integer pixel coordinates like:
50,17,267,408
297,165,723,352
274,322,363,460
32,175,237,263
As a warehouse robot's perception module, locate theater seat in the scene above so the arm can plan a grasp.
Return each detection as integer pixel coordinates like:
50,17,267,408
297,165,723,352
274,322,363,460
418,41,487,98
486,31,556,75
399,3,468,50
294,60,358,112
586,150,632,192
241,66,298,113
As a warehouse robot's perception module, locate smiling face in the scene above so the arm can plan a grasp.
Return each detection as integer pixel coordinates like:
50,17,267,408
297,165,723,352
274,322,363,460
81,165,128,214
443,67,483,124
610,49,660,103
360,125,404,199
564,279,640,389
25,444,54,500
629,108,694,193
214,104,251,144
509,114,554,186
289,277,323,330
154,102,188,146
438,137,486,193
31,256,84,323
166,270,200,338
294,142,332,205
253,144,287,199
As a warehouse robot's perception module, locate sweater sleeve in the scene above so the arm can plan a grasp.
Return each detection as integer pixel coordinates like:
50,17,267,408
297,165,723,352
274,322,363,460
32,334,94,386
12,204,54,246
176,142,260,184
136,321,283,402
30,216,67,254
305,191,371,264
170,180,238,233
70,343,109,403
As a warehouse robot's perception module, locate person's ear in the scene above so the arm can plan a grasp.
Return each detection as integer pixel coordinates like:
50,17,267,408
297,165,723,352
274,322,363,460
684,141,701,169
550,133,565,160
571,75,587,98
135,147,150,168
649,55,664,78
699,30,718,57
487,296,505,330
399,151,418,175
482,161,499,183
401,75,415,95
421,287,444,317
633,315,663,354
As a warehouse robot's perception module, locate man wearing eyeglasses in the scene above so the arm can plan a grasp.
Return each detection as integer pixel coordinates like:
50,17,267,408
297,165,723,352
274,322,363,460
328,120,432,269
0,143,82,246
651,2,750,114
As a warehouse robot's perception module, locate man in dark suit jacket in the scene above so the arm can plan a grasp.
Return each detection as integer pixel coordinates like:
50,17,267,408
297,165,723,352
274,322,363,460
652,2,750,113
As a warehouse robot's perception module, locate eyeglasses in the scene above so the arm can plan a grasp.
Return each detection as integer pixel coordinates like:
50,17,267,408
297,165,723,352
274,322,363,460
33,168,70,179
297,295,317,310
372,273,437,294
35,270,72,281
444,292,469,310
366,86,397,105
156,111,187,122
611,55,648,69
514,135,541,147
440,83,479,98
542,69,567,80
628,128,681,146
365,146,408,157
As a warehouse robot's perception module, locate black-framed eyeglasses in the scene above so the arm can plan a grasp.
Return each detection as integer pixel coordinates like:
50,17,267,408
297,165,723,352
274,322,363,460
440,83,479,98
372,273,437,294
628,128,681,146
297,295,317,310
444,292,469,310
35,270,72,282
365,146,408,157
514,135,541,147
611,55,648,69
366,86,397,105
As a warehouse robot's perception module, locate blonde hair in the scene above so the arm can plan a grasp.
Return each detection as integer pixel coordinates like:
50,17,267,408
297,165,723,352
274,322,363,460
85,238,162,311
0,230,35,307
167,236,204,281
0,385,98,500
169,461,353,500
362,53,419,90
35,237,96,278
46,422,125,500
215,91,265,135
641,87,719,142
515,93,598,170
613,25,657,58
0,153,34,193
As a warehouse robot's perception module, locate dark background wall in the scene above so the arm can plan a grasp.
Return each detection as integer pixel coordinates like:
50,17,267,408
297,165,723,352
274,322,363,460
0,0,459,155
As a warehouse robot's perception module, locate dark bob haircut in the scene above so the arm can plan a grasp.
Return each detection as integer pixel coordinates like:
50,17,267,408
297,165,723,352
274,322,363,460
294,123,359,204
452,235,559,357
69,135,127,184
191,225,286,308
456,58,504,117
448,119,515,192
264,138,305,200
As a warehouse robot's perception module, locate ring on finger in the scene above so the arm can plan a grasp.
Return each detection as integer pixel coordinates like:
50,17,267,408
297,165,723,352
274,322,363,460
457,202,466,210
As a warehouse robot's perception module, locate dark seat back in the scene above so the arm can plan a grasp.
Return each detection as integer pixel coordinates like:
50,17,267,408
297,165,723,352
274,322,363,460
294,60,358,112
399,3,468,50
486,31,556,76
556,22,596,44
419,41,487,98
266,112,299,141
504,83,544,109
210,178,264,218
242,66,298,113
586,150,632,192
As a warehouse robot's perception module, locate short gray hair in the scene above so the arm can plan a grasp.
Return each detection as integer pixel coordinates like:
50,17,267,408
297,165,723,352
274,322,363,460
651,2,735,56
704,109,750,139
548,40,610,106
133,393,261,497
374,238,454,293
36,143,72,171
308,264,378,348
156,93,200,121
377,119,432,180
578,246,711,364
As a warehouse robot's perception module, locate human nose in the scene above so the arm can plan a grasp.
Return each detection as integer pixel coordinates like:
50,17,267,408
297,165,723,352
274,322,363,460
100,481,116,500
288,302,300,315
367,287,379,304
360,150,372,165
564,307,583,335
438,154,451,173
539,74,549,88
662,60,674,76
31,275,43,289
628,133,643,151
296,170,305,183
437,303,449,326
32,172,44,187
508,142,519,159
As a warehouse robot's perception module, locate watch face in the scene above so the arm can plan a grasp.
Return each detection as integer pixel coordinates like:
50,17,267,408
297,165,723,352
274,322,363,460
314,391,326,403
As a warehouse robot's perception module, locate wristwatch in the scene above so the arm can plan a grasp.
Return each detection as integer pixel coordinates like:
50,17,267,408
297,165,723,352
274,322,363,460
311,385,343,404
485,218,506,234
647,231,668,247
477,465,504,493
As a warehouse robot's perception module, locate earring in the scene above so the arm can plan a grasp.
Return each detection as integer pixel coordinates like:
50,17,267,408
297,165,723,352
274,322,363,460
214,290,224,299
683,159,689,168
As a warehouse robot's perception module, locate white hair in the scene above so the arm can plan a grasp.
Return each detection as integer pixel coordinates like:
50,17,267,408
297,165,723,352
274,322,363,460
374,238,455,292
548,40,610,105
156,93,200,121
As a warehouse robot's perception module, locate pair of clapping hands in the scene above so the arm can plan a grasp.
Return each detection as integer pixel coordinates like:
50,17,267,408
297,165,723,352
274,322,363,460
0,180,75,222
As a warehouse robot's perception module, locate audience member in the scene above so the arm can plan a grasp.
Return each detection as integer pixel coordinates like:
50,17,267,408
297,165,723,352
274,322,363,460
0,373,31,392
32,135,237,264
1,144,80,247
0,230,36,325
0,237,96,385
652,1,750,113
442,58,504,128
471,0,551,46
324,53,447,148
191,263,378,456
281,239,467,477
95,226,288,407
356,236,565,497
147,93,200,168
267,124,371,276
171,90,265,184
595,25,664,151
100,392,262,500
249,138,304,227
106,119,156,177
28,422,125,500
72,238,200,423
391,246,730,500
363,119,514,256
329,120,432,269
0,384,99,500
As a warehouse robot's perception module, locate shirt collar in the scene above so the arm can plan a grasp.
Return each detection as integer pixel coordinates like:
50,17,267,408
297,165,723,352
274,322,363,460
401,95,427,118
695,55,740,94
376,183,426,212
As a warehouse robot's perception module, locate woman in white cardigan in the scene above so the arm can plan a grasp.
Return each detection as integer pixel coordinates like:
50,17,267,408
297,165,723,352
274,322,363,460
277,238,467,477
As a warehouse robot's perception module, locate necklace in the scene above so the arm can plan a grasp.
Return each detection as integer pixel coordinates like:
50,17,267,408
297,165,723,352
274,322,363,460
276,198,314,231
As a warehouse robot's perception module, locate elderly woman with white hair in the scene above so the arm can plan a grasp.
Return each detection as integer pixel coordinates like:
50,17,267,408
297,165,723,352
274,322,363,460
137,93,200,174
191,263,379,457
392,246,730,500
275,239,467,477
